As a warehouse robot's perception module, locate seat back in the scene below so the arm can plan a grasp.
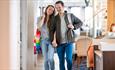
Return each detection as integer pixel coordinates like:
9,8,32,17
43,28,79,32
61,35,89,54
75,36,92,57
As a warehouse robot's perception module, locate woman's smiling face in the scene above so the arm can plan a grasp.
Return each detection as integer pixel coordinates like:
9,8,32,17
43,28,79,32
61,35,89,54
46,6,55,16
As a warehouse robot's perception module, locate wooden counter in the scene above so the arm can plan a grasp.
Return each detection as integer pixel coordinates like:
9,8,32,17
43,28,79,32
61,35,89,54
94,42,115,70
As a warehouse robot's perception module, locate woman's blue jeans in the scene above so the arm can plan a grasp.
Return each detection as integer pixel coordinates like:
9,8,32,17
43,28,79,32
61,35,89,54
57,43,73,70
41,39,55,70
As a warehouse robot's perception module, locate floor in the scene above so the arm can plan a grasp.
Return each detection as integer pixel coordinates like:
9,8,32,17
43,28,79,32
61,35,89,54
27,47,87,70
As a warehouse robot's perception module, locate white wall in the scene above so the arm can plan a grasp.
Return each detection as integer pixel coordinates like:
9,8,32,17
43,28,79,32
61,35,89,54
27,0,35,70
27,1,34,48
10,0,20,70
20,0,28,70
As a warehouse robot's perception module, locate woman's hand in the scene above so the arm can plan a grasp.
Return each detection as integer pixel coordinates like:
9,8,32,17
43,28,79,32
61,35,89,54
37,14,45,30
42,13,45,19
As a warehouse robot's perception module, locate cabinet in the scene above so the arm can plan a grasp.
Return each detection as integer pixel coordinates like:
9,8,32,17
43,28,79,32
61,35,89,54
95,51,103,70
95,51,115,70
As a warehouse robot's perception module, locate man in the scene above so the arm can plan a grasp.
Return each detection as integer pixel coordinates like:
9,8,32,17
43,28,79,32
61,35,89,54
51,1,83,70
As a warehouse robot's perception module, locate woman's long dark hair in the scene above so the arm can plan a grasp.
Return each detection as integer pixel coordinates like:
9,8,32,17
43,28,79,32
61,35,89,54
110,23,115,32
44,5,55,29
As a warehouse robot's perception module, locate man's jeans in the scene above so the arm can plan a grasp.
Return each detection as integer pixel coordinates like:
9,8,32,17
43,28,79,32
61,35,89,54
57,43,73,70
41,39,55,70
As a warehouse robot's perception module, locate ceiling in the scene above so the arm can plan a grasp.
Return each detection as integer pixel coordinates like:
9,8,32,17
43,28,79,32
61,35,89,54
36,0,93,7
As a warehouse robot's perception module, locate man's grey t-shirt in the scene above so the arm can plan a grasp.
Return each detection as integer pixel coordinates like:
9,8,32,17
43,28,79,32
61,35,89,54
60,15,68,44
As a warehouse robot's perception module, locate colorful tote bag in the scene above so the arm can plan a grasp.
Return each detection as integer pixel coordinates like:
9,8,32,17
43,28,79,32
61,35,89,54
33,28,41,54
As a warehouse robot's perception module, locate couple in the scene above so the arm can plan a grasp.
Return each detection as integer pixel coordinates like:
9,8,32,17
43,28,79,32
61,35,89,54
37,1,83,70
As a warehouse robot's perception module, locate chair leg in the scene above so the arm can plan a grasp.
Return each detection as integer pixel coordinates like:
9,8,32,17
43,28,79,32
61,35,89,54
88,67,94,70
77,57,81,70
73,54,77,61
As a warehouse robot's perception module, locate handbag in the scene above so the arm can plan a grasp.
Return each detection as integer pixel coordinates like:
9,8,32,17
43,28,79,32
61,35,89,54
67,28,76,42
66,13,77,42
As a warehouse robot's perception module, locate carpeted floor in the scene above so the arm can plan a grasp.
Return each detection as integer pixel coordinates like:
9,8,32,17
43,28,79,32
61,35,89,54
72,54,88,70
34,53,88,70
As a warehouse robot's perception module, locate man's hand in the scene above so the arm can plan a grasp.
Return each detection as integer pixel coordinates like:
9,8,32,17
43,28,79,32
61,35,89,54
67,24,74,29
52,41,57,47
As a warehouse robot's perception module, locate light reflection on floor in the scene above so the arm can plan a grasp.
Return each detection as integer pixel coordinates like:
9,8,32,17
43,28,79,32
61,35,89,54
27,47,87,70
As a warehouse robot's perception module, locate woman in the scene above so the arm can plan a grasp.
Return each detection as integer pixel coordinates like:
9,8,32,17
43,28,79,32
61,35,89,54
37,5,55,70
110,23,115,32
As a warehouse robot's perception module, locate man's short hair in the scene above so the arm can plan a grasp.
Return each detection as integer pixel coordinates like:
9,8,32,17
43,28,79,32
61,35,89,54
55,1,64,6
